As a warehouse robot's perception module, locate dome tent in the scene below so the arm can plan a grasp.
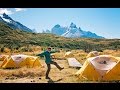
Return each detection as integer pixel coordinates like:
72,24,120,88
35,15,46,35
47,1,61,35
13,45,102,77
64,51,74,58
75,55,120,81
0,55,9,61
1,54,42,69
86,51,99,58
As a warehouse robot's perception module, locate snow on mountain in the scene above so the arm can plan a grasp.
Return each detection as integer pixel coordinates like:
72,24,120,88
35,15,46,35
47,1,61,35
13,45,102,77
0,13,34,32
1,17,11,23
51,22,104,38
62,28,84,38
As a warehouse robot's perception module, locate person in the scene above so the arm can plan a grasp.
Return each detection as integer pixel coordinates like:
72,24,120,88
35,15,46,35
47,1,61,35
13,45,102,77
36,47,64,79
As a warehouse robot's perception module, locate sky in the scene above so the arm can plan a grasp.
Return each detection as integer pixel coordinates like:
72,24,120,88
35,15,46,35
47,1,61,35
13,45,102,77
0,8,120,39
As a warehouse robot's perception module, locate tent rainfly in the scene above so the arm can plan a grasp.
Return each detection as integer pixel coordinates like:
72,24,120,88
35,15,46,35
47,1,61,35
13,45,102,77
0,55,9,61
86,51,99,58
65,52,74,58
75,55,120,81
0,54,42,69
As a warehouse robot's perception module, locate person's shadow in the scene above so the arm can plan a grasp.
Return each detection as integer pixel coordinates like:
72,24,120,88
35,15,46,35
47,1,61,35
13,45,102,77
47,78,63,83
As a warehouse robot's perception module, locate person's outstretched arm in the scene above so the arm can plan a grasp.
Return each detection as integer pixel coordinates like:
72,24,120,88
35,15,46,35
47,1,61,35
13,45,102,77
36,51,45,57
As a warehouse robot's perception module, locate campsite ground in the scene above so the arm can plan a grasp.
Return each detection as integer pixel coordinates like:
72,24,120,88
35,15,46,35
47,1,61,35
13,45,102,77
0,49,120,83
0,59,81,83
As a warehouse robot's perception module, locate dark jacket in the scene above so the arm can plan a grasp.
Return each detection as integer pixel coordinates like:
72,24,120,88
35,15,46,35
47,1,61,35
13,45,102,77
36,50,57,64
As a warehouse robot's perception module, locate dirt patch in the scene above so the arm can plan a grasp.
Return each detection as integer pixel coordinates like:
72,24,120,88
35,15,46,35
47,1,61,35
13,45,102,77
0,59,80,83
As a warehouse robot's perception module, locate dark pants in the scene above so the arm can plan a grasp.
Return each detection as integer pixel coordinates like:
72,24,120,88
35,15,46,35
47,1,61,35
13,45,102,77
46,61,62,78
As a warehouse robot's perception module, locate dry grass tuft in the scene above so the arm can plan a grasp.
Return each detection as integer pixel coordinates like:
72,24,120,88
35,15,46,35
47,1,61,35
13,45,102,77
0,67,45,78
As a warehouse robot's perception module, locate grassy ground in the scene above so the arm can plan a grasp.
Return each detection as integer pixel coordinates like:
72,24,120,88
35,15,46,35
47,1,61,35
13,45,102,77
0,59,80,83
0,49,120,83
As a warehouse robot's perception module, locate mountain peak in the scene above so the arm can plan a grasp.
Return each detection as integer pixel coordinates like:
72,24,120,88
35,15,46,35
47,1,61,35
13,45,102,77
0,13,33,33
70,22,77,28
51,23,104,39
3,13,7,16
51,24,67,35
54,24,61,28
3,13,13,20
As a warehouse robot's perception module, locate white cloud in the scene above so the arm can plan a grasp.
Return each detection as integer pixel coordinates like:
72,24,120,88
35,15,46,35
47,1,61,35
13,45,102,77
0,8,13,15
15,8,26,12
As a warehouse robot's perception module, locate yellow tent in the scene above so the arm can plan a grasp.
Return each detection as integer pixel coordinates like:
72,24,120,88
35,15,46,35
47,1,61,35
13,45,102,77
86,51,99,58
75,55,120,81
64,51,74,58
1,54,42,69
0,55,9,61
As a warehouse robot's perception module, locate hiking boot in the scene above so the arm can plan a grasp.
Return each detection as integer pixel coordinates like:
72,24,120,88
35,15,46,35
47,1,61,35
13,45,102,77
60,67,64,71
46,76,51,79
